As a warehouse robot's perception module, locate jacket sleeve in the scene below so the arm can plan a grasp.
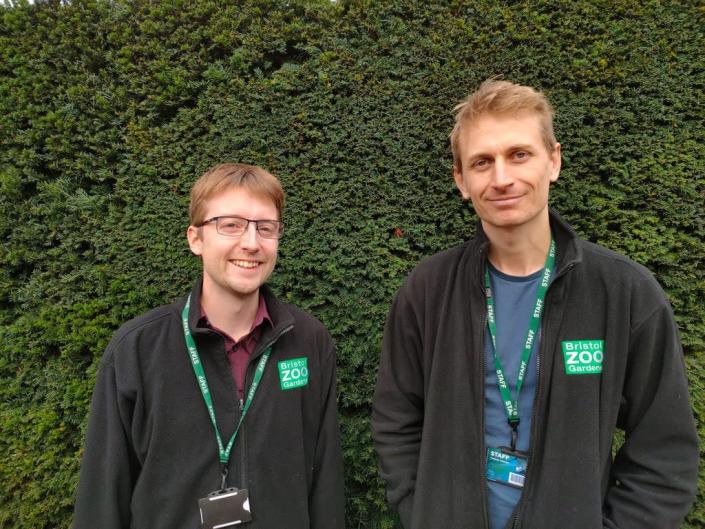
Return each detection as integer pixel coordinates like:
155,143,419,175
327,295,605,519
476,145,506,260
603,302,699,529
309,335,346,529
73,354,138,529
372,284,425,529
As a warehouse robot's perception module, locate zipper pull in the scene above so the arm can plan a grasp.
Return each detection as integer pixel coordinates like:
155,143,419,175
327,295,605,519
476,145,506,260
239,398,244,411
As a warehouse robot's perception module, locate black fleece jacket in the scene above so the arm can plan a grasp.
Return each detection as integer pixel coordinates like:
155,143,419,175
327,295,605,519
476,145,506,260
372,210,698,529
74,281,345,529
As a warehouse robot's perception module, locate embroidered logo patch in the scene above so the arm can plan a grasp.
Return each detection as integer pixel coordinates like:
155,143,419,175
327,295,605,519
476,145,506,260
561,340,604,375
278,357,309,390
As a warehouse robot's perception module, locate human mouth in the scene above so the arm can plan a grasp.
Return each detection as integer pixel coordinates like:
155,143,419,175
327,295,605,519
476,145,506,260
489,195,523,206
230,259,260,269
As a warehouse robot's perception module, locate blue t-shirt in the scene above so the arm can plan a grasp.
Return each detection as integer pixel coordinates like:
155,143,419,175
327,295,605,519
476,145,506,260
484,264,543,529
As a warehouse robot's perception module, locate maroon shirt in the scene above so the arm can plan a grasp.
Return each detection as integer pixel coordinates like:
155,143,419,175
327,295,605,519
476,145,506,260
199,294,271,400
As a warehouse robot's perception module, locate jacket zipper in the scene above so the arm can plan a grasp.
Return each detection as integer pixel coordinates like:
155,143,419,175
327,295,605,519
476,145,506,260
510,263,574,529
480,306,490,529
509,307,547,529
478,250,491,529
238,324,294,489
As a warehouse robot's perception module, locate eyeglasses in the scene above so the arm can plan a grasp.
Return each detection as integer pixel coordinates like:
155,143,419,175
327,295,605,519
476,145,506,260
198,216,284,239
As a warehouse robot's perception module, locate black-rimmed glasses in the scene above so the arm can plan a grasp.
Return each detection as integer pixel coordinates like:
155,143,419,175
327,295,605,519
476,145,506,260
198,216,284,239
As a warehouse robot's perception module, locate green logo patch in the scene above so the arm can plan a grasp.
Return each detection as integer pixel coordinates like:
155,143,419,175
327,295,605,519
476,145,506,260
561,340,604,375
278,357,309,390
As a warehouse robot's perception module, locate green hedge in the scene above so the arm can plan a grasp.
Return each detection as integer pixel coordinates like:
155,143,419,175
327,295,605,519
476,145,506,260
1,0,703,527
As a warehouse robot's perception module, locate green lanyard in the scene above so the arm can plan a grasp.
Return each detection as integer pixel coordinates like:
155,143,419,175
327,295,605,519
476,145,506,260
484,238,555,450
182,294,271,466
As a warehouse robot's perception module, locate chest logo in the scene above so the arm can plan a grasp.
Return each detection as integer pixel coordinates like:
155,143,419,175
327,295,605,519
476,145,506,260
278,357,309,390
561,340,604,375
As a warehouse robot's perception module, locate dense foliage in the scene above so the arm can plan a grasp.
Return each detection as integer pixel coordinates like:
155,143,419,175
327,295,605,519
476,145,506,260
1,0,703,527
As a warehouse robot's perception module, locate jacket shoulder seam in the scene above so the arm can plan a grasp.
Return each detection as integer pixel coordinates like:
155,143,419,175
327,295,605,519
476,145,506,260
102,308,176,365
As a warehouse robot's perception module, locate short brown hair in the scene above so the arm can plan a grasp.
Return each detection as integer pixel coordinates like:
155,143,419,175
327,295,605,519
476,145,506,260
189,163,285,225
450,79,556,169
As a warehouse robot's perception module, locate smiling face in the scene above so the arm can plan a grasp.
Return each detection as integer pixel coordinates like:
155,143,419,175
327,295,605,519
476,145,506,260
453,112,561,235
187,186,279,304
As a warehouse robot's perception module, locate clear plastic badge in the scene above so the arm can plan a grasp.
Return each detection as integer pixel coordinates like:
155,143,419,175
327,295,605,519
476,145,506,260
198,487,252,528
486,447,527,489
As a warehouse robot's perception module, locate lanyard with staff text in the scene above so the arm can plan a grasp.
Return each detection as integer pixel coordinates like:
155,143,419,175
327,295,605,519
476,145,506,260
484,238,555,451
182,294,271,486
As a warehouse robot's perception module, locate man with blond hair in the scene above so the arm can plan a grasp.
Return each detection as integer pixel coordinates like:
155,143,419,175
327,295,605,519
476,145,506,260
75,163,345,529
372,80,698,529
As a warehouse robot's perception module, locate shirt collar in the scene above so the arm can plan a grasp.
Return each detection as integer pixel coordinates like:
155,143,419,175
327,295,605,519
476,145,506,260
198,292,271,336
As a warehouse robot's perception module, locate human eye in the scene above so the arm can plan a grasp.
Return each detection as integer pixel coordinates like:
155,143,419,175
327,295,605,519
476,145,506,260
257,221,278,238
218,216,247,235
512,150,530,161
471,158,491,170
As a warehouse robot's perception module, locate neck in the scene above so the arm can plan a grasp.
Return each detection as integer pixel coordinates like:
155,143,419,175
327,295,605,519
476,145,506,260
200,279,260,341
483,212,552,277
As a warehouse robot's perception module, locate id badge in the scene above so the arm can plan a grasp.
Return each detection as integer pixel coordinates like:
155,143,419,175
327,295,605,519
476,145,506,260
198,488,252,528
486,446,527,489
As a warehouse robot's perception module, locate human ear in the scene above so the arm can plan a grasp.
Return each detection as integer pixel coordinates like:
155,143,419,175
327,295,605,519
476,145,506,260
186,225,203,256
453,165,471,199
549,143,561,182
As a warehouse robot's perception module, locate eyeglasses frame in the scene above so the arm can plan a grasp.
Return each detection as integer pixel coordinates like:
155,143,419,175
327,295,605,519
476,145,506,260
198,215,285,239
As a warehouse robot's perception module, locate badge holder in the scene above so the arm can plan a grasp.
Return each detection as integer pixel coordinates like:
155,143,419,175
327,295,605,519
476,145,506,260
486,423,528,489
486,446,527,489
199,468,252,528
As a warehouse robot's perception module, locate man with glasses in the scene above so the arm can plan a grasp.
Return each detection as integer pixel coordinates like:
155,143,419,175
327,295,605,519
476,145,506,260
74,163,345,529
372,80,698,529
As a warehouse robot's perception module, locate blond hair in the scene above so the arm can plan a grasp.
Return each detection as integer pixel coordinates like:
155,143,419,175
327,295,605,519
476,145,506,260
189,163,284,225
450,79,556,169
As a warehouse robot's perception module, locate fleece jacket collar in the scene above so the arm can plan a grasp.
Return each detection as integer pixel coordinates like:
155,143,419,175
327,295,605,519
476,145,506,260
184,279,295,359
468,208,583,281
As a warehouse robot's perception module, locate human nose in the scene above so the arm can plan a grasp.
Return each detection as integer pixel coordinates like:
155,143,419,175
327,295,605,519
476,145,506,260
239,221,259,249
491,158,513,188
